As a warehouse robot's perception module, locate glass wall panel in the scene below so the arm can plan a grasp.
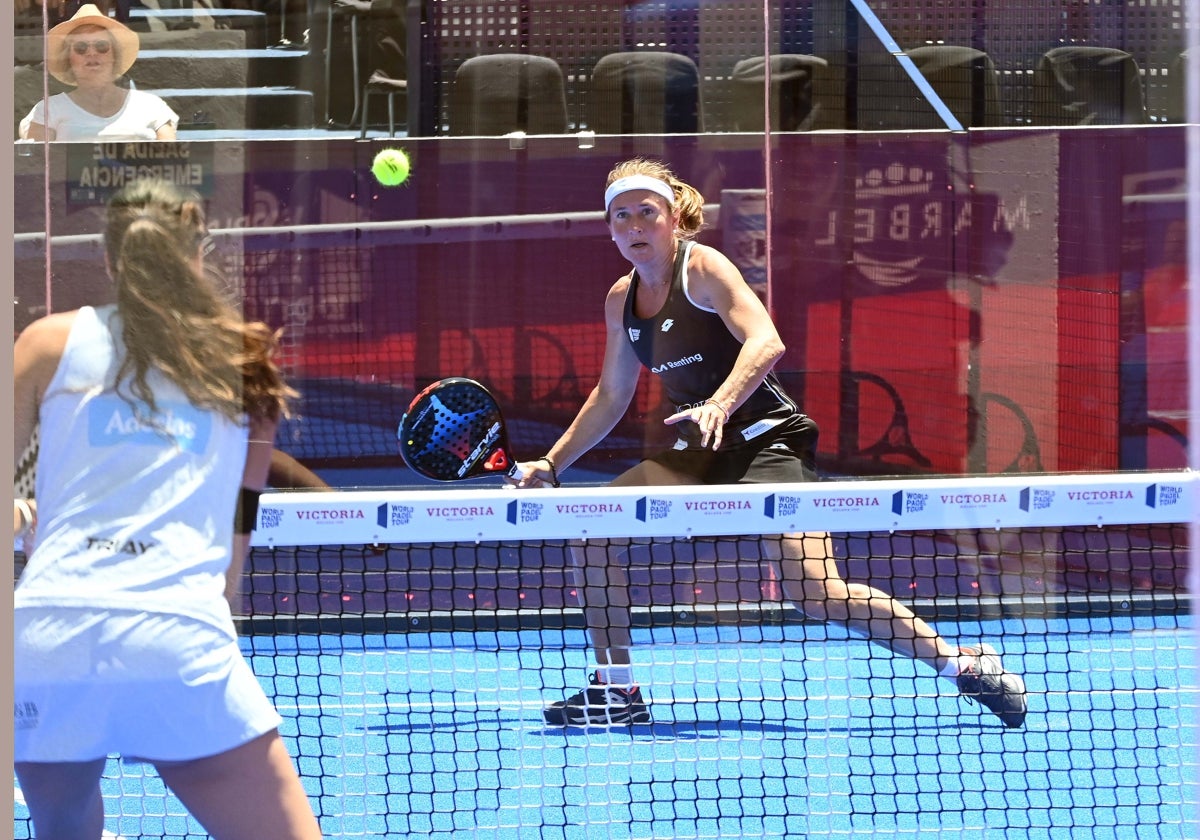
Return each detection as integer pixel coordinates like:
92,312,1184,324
10,2,1196,836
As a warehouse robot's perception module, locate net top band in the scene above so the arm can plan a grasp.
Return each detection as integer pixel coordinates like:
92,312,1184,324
249,472,1194,548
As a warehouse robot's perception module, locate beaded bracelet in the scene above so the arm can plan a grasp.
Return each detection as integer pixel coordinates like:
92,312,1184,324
703,398,730,424
538,455,561,488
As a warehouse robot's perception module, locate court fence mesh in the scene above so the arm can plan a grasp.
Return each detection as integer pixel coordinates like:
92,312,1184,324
16,472,1196,839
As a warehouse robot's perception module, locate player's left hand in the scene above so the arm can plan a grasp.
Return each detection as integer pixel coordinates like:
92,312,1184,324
665,400,728,450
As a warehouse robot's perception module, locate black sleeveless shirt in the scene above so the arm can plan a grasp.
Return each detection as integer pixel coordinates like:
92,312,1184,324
622,240,798,449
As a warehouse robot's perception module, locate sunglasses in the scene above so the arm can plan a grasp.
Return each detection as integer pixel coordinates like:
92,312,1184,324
69,39,112,56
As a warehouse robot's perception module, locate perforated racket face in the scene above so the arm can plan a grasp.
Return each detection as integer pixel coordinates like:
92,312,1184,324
398,378,515,481
15,425,38,498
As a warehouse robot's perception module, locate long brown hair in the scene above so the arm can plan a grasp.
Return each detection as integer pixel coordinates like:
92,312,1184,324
604,157,706,238
104,179,294,423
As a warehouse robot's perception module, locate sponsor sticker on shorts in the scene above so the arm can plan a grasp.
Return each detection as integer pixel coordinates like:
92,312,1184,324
740,417,784,441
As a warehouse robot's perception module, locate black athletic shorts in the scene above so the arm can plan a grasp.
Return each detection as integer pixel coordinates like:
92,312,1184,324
646,412,819,485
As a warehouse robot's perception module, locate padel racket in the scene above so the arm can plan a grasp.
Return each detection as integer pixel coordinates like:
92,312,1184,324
15,424,38,498
397,378,520,481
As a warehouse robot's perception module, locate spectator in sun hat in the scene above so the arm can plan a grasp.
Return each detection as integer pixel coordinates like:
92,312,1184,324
20,3,179,141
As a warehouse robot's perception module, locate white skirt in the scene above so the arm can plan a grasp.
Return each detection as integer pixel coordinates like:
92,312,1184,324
14,606,282,763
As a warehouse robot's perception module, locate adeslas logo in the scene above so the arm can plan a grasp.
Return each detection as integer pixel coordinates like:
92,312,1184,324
88,396,211,452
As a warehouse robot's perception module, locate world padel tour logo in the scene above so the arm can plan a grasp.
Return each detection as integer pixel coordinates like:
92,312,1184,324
507,499,544,524
258,506,284,529
378,503,414,528
1146,484,1184,509
636,497,672,521
764,493,803,518
892,491,928,516
1019,488,1055,512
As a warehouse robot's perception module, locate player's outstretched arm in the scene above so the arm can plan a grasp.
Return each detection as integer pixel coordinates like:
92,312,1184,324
226,416,279,611
511,278,642,488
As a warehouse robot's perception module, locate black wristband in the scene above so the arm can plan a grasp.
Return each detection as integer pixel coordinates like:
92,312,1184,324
539,455,561,488
234,487,262,534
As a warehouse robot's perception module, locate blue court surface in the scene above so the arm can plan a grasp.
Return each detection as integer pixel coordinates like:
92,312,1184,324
14,613,1197,840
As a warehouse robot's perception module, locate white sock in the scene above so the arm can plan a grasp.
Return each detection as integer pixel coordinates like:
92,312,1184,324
597,664,633,687
939,654,974,685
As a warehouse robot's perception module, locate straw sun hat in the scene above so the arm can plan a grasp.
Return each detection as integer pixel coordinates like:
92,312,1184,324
46,4,140,85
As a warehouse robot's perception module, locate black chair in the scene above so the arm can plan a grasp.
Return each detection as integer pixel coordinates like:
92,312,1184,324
589,51,702,134
1032,46,1148,126
1167,49,1189,124
448,54,568,136
325,0,405,128
729,54,828,132
907,45,1001,128
360,70,407,138
857,45,1001,130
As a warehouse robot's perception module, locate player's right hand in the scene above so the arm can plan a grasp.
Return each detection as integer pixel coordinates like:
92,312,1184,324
506,460,556,489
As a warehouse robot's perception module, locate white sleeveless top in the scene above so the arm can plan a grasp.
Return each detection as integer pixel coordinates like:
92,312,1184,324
16,305,250,631
22,90,179,142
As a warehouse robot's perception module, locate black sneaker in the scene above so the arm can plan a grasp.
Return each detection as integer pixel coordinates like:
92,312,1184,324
956,644,1028,729
543,671,652,726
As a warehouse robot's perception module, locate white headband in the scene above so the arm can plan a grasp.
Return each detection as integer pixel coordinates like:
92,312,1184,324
604,175,675,211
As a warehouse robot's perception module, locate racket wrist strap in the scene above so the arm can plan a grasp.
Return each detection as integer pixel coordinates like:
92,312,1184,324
538,455,561,488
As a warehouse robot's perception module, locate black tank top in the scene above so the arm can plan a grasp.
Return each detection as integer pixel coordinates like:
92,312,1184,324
623,240,798,449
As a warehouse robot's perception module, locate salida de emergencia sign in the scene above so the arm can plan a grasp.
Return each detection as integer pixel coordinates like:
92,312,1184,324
66,142,214,205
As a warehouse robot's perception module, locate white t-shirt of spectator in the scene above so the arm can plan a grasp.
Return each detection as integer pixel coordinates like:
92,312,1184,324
23,89,179,141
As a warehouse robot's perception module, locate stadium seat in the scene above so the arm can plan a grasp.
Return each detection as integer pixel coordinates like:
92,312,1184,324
1167,49,1189,124
449,54,568,136
1032,46,1148,126
589,51,703,134
729,54,829,132
907,45,1002,128
858,45,1001,130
